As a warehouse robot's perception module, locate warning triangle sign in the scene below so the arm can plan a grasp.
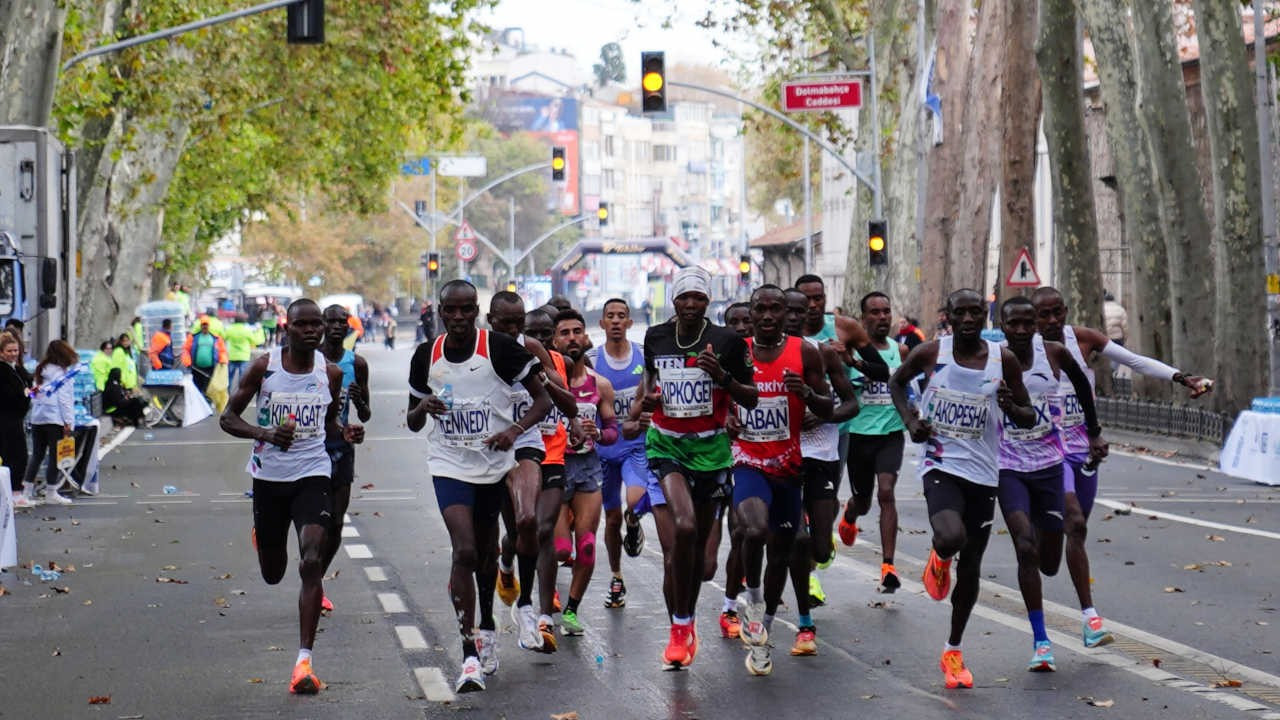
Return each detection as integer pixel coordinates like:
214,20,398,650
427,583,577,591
1006,248,1041,287
454,220,477,242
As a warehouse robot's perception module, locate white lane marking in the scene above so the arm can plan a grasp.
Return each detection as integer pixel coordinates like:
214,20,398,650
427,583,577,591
97,426,134,459
355,497,416,503
344,544,373,559
341,525,359,538
66,500,117,505
146,492,200,497
1110,447,1216,471
137,500,192,505
1095,499,1280,541
1109,496,1280,505
343,513,352,524
395,625,428,649
209,499,252,504
413,666,456,702
378,593,407,613
364,566,388,582
359,488,414,494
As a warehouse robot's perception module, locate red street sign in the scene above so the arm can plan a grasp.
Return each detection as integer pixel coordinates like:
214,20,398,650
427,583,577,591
782,80,862,112
1005,247,1042,287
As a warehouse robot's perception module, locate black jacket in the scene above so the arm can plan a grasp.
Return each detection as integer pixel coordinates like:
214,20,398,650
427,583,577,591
0,361,32,422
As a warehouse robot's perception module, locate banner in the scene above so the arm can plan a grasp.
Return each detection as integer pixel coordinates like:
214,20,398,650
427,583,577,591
0,468,16,569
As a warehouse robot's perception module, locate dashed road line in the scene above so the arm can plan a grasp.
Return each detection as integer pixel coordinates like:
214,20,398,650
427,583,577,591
344,544,373,559
378,593,407,613
413,666,456,702
395,625,428,650
364,566,388,582
341,525,360,538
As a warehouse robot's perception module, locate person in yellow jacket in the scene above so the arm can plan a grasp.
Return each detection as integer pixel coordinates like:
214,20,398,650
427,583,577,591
110,332,140,390
91,339,115,391
197,311,225,337
221,313,260,388
182,319,228,396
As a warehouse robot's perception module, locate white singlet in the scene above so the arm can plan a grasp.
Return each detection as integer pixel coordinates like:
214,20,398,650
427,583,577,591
246,348,332,482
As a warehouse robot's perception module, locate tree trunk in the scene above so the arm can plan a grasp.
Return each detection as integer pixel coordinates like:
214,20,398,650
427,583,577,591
1036,0,1104,330
1077,0,1174,400
1130,0,1217,380
919,0,971,327
949,0,1006,292
999,0,1042,304
0,0,64,126
1191,0,1267,413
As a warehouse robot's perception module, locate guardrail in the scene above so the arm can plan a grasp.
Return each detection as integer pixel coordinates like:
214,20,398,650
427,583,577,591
1098,376,1231,445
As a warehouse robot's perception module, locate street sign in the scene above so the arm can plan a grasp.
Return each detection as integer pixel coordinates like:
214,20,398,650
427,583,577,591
782,80,862,112
455,221,478,262
1006,247,1041,287
400,156,431,175
438,155,488,177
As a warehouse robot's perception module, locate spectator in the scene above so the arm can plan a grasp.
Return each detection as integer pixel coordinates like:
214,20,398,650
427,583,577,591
111,332,139,390
182,318,228,395
933,307,952,338
418,301,434,344
24,340,79,506
3,318,27,365
222,313,257,388
129,316,146,377
260,303,278,345
149,318,176,369
1,332,32,507
103,367,146,427
1103,291,1128,347
895,316,926,350
382,312,397,349
91,339,115,391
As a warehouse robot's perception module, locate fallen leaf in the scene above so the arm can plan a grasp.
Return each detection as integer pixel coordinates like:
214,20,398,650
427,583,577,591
52,648,61,656
248,678,264,684
1259,621,1270,626
215,572,233,580
1114,507,1132,516
360,483,375,490
1088,698,1115,708
1207,535,1225,542
550,713,580,720
52,586,70,594
155,577,188,584
82,600,92,606
373,511,383,517
1101,514,1114,521
161,565,178,571
1184,563,1202,571
0,586,8,597
1163,587,1183,593
867,600,886,608
1151,658,1162,668
1213,679,1243,688
995,528,1009,535
70,519,80,526
87,695,111,704
214,597,230,608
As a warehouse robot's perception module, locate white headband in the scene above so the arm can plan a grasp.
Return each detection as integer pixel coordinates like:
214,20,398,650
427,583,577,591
671,266,712,301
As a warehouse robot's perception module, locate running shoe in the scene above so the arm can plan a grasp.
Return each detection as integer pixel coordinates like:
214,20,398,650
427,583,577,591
790,626,818,656
816,535,838,569
623,510,645,557
719,610,741,639
496,566,519,607
688,623,700,664
735,597,769,647
560,609,585,636
879,563,901,594
454,656,485,693
553,589,562,613
662,624,695,669
1082,616,1115,648
939,649,973,689
745,642,773,676
474,629,499,675
923,549,952,601
1028,640,1056,672
537,615,558,653
250,526,258,551
289,658,325,694
44,490,72,505
12,492,34,509
512,603,543,651
603,576,626,609
808,575,827,607
320,595,334,615
837,512,858,546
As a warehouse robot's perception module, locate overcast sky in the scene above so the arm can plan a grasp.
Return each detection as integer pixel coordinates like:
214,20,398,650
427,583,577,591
479,0,739,81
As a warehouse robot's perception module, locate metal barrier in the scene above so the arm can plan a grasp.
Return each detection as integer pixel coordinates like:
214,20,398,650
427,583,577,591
1097,375,1231,444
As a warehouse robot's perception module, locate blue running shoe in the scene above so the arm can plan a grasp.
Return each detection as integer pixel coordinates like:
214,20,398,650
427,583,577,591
1028,640,1056,672
1082,616,1114,648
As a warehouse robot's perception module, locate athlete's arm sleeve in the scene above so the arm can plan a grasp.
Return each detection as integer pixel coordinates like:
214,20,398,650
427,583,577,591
407,342,432,399
854,344,890,381
724,334,753,384
1099,340,1178,381
491,332,541,386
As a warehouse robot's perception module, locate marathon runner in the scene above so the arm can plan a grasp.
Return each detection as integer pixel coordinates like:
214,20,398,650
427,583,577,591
219,299,364,695
553,309,618,635
889,288,1036,689
838,291,910,594
406,280,551,693
318,304,372,614
586,298,660,610
631,266,757,670
717,302,753,639
723,302,751,338
998,296,1106,671
730,285,833,676
1031,286,1211,647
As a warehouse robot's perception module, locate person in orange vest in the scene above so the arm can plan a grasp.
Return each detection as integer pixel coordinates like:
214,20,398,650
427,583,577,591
182,318,228,395
149,318,177,370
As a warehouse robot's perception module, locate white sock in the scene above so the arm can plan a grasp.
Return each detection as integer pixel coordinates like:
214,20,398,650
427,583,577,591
746,585,763,604
296,648,312,664
1082,607,1099,620
672,615,692,626
723,596,736,613
944,642,961,652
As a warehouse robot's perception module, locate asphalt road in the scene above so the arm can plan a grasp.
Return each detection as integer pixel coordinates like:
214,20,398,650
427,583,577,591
2,334,1278,720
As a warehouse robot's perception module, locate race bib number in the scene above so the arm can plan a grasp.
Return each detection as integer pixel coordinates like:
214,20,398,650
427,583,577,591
540,405,564,435
660,367,713,418
1004,394,1055,441
613,385,637,418
576,402,598,423
1058,390,1085,428
861,380,893,406
739,395,790,443
512,389,534,430
263,392,327,439
927,388,990,440
438,399,493,448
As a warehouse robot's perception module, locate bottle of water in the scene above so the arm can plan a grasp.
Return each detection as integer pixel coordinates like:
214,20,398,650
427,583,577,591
439,384,454,411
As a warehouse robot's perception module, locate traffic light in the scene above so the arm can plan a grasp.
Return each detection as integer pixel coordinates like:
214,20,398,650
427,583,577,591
506,281,517,293
427,252,440,279
287,0,324,44
641,52,667,114
739,254,751,284
597,201,609,227
551,146,566,182
868,219,888,267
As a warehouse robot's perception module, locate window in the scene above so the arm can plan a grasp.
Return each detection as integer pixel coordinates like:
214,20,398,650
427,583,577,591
603,169,617,191
604,136,616,157
653,144,677,163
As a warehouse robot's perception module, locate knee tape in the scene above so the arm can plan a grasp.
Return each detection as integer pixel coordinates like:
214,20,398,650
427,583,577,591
555,536,573,560
576,532,596,567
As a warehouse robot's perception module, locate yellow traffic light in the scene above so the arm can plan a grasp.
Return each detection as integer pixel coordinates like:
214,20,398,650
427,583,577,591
869,236,885,253
642,71,664,93
506,282,517,292
738,259,751,275
597,206,608,221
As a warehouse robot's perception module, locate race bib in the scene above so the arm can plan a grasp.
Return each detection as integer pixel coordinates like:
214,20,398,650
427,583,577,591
927,387,990,440
262,392,327,439
861,379,893,406
738,395,791,443
613,385,637,418
1005,394,1055,441
438,399,493,448
512,389,533,429
1058,390,1085,428
660,367,713,418
540,405,564,435
576,402,598,423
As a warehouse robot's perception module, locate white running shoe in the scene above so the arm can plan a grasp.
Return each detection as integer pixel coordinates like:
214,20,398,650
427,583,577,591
735,595,769,647
454,656,485,693
44,490,72,505
12,492,34,509
745,642,773,676
512,603,543,650
474,629,499,675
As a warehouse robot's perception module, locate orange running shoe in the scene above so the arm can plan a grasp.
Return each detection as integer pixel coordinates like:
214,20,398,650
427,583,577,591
879,563,901,594
922,550,952,601
289,658,325,694
940,649,973,689
662,624,694,669
790,626,818,656
719,610,741,639
537,617,558,654
687,623,700,665
250,527,258,551
496,567,519,607
552,589,562,613
837,512,858,547
320,595,334,614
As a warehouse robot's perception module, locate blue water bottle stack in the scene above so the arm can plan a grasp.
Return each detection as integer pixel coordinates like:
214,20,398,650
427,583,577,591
1251,397,1280,414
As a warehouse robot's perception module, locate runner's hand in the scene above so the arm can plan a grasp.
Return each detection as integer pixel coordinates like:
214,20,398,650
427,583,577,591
906,418,933,443
1181,375,1213,399
696,343,725,384
639,387,663,413
484,425,520,451
1088,434,1109,464
261,423,295,451
342,423,365,445
579,416,600,440
783,368,809,398
568,417,587,447
801,410,822,431
418,396,449,417
726,412,743,439
636,411,653,430
996,379,1015,413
